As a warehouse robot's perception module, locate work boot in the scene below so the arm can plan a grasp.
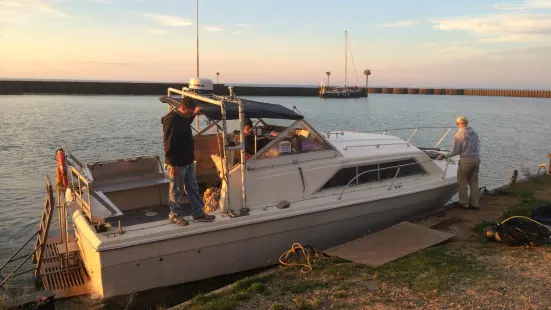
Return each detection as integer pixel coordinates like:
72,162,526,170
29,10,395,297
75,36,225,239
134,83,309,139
169,212,189,226
192,213,216,222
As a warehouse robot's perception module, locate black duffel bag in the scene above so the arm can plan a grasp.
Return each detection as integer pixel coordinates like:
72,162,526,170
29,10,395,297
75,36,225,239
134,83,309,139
531,203,551,225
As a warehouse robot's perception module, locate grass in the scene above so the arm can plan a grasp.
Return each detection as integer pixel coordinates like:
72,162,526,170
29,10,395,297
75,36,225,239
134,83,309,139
182,246,490,309
373,246,489,292
488,175,551,220
292,296,321,310
501,190,550,220
183,273,275,310
270,302,286,310
473,220,496,234
280,280,328,294
332,291,348,299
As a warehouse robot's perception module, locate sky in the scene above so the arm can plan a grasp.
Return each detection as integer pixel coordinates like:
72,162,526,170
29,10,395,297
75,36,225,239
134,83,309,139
1,0,551,88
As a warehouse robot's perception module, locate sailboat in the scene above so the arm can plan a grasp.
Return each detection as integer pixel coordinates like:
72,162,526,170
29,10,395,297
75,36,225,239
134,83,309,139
319,31,367,98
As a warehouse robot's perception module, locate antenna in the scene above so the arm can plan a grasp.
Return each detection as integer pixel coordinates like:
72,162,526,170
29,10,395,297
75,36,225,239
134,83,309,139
196,0,199,77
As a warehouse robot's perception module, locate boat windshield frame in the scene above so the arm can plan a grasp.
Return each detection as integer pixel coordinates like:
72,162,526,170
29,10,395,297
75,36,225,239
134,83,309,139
163,86,308,216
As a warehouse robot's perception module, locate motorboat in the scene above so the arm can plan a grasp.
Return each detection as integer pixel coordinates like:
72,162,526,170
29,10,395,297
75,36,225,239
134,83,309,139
48,79,459,298
0,2,458,299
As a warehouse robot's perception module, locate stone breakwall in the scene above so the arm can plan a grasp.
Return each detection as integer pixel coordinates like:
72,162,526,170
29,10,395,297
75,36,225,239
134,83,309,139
1,81,550,98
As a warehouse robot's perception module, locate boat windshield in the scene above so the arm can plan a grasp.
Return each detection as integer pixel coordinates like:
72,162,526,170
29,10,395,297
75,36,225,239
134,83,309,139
254,120,333,159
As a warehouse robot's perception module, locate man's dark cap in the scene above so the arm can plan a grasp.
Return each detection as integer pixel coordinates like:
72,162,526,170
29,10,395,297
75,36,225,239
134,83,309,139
182,97,197,109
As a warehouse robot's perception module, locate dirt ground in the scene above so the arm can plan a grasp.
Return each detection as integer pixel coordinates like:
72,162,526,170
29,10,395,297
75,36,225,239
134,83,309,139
179,175,551,310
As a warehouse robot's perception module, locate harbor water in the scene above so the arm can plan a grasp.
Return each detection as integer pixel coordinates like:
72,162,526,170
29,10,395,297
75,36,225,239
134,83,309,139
1,94,550,308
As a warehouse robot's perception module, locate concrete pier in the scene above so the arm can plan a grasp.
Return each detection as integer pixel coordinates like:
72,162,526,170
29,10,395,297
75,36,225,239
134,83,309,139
1,80,551,98
446,89,463,95
392,88,407,94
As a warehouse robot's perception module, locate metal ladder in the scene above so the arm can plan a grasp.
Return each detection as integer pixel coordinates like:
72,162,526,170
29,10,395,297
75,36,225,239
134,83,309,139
0,176,55,287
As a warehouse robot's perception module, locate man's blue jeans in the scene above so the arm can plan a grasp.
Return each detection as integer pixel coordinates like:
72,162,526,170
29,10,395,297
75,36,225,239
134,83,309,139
168,163,205,217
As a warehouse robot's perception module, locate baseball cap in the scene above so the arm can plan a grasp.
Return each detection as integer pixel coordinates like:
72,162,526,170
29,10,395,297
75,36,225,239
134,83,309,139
456,116,468,123
182,97,197,109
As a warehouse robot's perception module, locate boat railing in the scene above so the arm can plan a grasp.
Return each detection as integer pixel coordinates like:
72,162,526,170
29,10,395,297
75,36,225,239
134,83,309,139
330,126,453,150
337,157,453,200
377,126,452,148
70,166,93,221
343,142,412,151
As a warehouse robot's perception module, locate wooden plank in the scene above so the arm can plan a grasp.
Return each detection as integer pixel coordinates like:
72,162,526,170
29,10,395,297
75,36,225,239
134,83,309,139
324,222,455,266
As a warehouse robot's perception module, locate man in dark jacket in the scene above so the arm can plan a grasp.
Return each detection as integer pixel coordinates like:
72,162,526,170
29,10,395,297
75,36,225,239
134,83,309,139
162,99,216,225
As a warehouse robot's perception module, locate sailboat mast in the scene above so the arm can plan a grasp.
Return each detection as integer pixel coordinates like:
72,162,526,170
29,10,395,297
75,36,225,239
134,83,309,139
195,0,200,131
196,0,199,77
344,30,347,88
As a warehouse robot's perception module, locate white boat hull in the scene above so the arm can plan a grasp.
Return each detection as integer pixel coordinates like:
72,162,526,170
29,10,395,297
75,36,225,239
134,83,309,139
76,182,457,298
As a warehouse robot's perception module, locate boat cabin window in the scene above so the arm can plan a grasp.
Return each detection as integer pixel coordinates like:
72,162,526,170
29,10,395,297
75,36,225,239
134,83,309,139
230,118,291,159
255,122,332,159
321,158,426,190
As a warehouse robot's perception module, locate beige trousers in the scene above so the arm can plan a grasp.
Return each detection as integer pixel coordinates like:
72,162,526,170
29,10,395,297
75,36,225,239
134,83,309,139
457,157,480,207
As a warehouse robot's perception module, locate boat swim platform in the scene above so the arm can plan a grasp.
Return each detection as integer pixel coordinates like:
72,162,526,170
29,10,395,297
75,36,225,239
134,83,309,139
324,222,455,266
40,237,92,299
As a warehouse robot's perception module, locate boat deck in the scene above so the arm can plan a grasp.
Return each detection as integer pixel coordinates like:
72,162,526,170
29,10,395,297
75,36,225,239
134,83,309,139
40,237,92,299
107,203,192,227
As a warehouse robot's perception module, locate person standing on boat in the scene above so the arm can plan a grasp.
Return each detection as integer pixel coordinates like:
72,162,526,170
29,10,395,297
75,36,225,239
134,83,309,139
437,116,481,210
162,99,216,225
243,123,277,159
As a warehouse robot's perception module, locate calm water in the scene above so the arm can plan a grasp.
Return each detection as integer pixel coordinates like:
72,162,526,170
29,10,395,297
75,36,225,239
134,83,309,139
1,94,550,307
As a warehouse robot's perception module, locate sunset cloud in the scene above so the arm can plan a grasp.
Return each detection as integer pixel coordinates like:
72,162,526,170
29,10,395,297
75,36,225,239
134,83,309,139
143,13,192,27
431,13,551,42
204,25,222,32
0,0,72,23
380,20,419,27
493,0,551,10
147,29,169,35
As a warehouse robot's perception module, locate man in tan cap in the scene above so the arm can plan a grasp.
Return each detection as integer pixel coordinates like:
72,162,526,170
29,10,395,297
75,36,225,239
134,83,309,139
438,116,481,210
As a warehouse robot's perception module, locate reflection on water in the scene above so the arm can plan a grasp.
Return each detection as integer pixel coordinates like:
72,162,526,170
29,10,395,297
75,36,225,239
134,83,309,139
1,94,550,306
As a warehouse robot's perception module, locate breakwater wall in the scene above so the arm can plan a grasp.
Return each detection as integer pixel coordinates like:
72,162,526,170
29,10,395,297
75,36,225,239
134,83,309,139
1,81,551,98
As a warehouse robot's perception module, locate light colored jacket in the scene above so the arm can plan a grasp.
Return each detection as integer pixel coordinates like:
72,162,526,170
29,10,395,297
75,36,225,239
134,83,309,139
447,126,480,159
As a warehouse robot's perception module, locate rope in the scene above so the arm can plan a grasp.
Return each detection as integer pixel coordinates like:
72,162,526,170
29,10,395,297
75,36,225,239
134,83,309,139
500,216,551,233
278,243,329,273
347,37,360,85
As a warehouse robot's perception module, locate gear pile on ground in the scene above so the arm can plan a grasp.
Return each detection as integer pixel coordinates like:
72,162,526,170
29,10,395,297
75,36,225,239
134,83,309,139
483,206,551,247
